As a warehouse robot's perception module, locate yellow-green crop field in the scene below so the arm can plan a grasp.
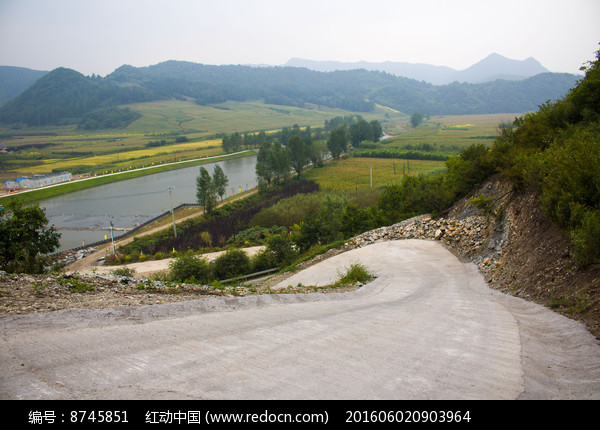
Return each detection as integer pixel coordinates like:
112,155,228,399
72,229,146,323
383,112,522,151
305,157,446,192
16,138,224,174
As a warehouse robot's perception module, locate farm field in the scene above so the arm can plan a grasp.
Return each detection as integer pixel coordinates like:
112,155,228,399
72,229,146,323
383,112,521,151
306,113,518,192
0,99,390,181
305,157,445,192
1,104,516,205
124,99,386,135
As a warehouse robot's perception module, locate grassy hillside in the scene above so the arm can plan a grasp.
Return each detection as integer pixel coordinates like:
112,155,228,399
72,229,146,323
124,99,382,135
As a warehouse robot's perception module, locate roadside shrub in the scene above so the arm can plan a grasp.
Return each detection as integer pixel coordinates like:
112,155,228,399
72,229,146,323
227,225,287,247
296,195,346,251
265,232,298,267
213,249,251,280
110,267,136,277
250,248,279,273
378,174,453,222
468,194,497,219
168,253,212,283
539,126,600,228
339,204,377,237
571,209,600,268
250,192,323,228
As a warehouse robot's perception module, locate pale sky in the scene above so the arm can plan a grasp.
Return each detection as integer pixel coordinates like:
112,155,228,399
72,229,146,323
1,0,598,77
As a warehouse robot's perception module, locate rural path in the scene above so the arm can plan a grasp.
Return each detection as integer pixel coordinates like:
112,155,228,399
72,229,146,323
74,246,265,278
1,240,599,399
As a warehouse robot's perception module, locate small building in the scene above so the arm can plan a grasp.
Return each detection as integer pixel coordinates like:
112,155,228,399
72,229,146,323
4,172,72,190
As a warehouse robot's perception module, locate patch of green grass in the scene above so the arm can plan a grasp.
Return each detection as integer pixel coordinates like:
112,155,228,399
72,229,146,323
549,293,590,314
337,263,373,286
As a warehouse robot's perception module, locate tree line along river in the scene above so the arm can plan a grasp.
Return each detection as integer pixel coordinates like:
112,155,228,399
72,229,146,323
40,154,258,252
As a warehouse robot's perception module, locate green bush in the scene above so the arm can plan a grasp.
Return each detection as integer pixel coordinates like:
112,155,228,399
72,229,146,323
110,267,136,277
571,210,600,268
227,225,287,247
250,193,323,228
250,248,279,273
339,204,377,237
377,173,454,222
213,249,251,280
168,253,212,283
265,232,298,267
296,196,346,251
539,125,600,228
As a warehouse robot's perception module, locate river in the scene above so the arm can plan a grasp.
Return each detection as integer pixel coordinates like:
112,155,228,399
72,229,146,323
40,154,258,251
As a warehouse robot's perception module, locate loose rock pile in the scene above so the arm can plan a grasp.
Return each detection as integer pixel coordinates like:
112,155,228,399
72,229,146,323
346,212,503,282
53,247,99,267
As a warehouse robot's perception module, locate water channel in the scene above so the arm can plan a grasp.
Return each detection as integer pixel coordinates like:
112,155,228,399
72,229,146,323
40,154,258,251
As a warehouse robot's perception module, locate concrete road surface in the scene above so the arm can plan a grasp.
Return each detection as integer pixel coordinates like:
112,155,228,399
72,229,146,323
1,240,599,400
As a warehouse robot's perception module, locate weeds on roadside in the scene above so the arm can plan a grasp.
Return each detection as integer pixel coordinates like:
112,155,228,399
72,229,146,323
110,267,136,277
56,274,94,293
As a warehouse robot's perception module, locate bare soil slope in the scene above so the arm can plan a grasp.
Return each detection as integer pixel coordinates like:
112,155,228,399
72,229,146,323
446,176,600,339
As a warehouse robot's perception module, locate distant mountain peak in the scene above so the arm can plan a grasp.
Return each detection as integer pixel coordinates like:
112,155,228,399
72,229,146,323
284,53,550,85
454,53,549,83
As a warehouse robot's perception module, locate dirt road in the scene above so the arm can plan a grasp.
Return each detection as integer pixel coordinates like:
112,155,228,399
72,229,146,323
1,240,599,399
73,246,266,279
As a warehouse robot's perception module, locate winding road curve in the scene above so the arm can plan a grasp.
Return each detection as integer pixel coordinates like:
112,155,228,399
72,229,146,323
1,240,599,399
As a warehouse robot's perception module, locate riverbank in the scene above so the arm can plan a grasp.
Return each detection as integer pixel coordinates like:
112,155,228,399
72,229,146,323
0,150,254,205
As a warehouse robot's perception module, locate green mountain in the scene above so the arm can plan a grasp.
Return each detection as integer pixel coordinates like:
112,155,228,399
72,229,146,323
0,67,152,127
0,60,580,128
0,66,48,107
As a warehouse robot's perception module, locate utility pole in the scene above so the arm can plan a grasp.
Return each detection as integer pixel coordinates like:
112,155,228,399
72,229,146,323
166,186,177,238
109,219,116,256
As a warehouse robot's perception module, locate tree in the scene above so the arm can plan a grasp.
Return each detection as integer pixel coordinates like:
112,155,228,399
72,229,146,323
270,142,291,184
196,166,216,213
212,164,229,201
370,120,383,141
255,141,291,187
327,126,348,159
221,132,243,153
288,135,307,179
307,139,326,168
256,141,275,187
410,113,424,128
349,119,373,147
0,200,61,273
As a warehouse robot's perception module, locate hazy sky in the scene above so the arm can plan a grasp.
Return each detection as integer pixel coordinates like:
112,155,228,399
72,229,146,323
1,0,599,77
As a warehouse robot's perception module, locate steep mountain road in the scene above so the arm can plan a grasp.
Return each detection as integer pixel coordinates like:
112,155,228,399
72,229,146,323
1,240,599,399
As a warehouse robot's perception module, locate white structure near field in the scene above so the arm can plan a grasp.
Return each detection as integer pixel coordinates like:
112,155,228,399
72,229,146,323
4,171,72,189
